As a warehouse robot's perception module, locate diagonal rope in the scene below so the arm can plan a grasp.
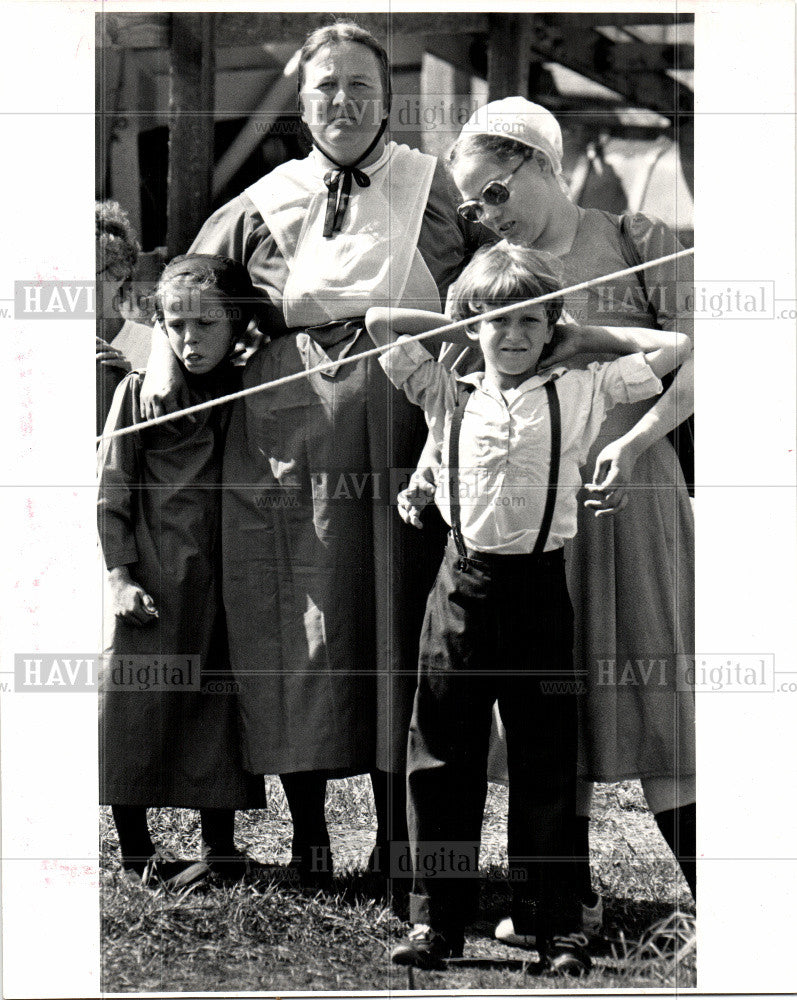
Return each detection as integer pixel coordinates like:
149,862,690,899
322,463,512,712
96,247,693,443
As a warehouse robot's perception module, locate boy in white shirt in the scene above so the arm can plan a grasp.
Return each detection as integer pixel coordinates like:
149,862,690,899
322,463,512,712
365,241,690,973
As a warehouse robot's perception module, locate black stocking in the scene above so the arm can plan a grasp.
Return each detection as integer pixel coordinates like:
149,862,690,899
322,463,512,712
655,803,696,899
370,769,408,876
111,805,154,868
280,771,330,873
572,815,598,905
200,808,236,857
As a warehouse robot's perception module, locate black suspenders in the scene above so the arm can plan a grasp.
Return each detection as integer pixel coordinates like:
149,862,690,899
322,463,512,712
448,379,561,560
534,380,562,556
448,383,475,560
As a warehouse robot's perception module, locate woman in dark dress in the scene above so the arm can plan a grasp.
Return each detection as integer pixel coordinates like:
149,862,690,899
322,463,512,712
140,22,484,881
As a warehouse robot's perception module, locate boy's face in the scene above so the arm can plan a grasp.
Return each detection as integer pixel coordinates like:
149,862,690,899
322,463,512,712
162,286,234,375
470,303,553,389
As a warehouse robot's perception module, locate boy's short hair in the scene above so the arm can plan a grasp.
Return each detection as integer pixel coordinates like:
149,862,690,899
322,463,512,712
448,241,565,329
155,254,256,340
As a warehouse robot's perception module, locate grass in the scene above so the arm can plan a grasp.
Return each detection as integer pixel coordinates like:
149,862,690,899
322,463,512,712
101,778,696,992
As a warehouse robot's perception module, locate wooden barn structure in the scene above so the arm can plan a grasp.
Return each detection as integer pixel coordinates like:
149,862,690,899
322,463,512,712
96,11,694,258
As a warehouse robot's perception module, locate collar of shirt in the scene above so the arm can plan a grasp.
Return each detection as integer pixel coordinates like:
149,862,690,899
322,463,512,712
457,364,568,403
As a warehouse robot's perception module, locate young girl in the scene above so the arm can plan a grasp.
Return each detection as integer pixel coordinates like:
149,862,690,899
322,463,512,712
98,254,266,887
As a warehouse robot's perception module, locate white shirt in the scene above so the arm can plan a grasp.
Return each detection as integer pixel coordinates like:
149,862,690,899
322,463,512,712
380,337,663,554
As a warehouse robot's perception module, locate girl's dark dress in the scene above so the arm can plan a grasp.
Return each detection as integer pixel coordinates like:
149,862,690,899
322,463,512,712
98,368,266,809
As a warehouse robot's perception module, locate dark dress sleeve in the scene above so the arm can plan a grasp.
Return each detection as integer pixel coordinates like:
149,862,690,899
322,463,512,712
96,359,129,437
419,159,494,302
97,373,144,570
626,212,693,341
189,194,290,339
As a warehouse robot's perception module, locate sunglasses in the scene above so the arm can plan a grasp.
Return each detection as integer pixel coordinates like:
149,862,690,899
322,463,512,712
456,157,527,224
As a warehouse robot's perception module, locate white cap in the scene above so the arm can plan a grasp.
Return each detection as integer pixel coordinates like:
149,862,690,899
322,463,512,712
458,97,563,176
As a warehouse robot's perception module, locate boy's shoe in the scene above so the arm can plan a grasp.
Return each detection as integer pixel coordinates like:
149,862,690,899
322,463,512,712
495,896,603,948
542,932,592,976
580,894,604,938
391,924,464,970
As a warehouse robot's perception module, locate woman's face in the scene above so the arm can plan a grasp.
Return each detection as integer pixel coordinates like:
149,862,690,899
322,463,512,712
299,41,387,165
451,150,558,248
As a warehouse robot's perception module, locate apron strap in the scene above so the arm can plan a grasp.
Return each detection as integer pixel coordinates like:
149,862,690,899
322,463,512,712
532,379,561,556
448,383,475,559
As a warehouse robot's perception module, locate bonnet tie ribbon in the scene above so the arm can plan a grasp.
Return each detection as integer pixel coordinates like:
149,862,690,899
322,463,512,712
314,117,388,238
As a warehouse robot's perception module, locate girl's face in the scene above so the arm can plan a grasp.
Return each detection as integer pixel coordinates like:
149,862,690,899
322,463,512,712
451,151,558,248
299,41,387,166
161,284,235,375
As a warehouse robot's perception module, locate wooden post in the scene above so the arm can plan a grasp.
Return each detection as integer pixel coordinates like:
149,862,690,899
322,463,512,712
487,14,530,100
166,13,215,256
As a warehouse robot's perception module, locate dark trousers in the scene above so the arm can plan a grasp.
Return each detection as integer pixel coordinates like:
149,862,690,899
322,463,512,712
407,536,579,939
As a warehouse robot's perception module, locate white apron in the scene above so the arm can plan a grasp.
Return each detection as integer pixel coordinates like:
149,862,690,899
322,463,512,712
245,141,441,328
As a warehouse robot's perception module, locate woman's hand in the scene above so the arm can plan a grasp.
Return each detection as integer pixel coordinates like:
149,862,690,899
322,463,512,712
584,437,641,517
108,567,159,625
96,337,131,372
541,321,585,367
139,323,189,420
397,476,436,529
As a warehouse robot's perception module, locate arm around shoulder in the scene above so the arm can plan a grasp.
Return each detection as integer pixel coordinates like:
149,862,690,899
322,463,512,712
643,329,692,380
365,306,454,349
139,321,187,419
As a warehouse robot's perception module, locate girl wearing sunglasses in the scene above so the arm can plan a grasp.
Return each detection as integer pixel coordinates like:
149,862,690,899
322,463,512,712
403,97,695,940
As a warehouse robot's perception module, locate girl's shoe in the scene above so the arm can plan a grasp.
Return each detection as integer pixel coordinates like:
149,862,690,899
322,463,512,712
202,846,252,882
121,851,203,890
288,840,333,891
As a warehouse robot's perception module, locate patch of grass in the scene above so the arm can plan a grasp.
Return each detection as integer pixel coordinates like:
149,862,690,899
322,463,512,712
101,778,695,992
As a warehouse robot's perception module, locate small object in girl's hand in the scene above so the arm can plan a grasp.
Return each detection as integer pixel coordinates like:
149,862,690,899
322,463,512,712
142,596,159,617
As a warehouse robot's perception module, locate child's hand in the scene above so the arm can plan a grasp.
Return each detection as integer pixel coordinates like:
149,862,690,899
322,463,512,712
108,567,159,625
540,319,584,367
397,477,436,529
95,337,131,372
584,438,640,517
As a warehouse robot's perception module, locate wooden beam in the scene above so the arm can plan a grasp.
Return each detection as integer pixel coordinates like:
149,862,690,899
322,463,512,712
98,13,170,50
212,58,298,198
604,42,694,73
528,14,693,119
166,14,215,256
556,13,693,29
487,13,530,100
424,34,483,79
98,12,489,49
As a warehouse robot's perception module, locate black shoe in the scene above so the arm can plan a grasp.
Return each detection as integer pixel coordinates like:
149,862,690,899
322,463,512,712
541,933,592,977
202,846,251,882
289,840,333,891
391,924,464,970
121,851,207,891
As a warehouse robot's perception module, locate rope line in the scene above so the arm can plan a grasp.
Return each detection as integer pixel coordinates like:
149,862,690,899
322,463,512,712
96,247,693,443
